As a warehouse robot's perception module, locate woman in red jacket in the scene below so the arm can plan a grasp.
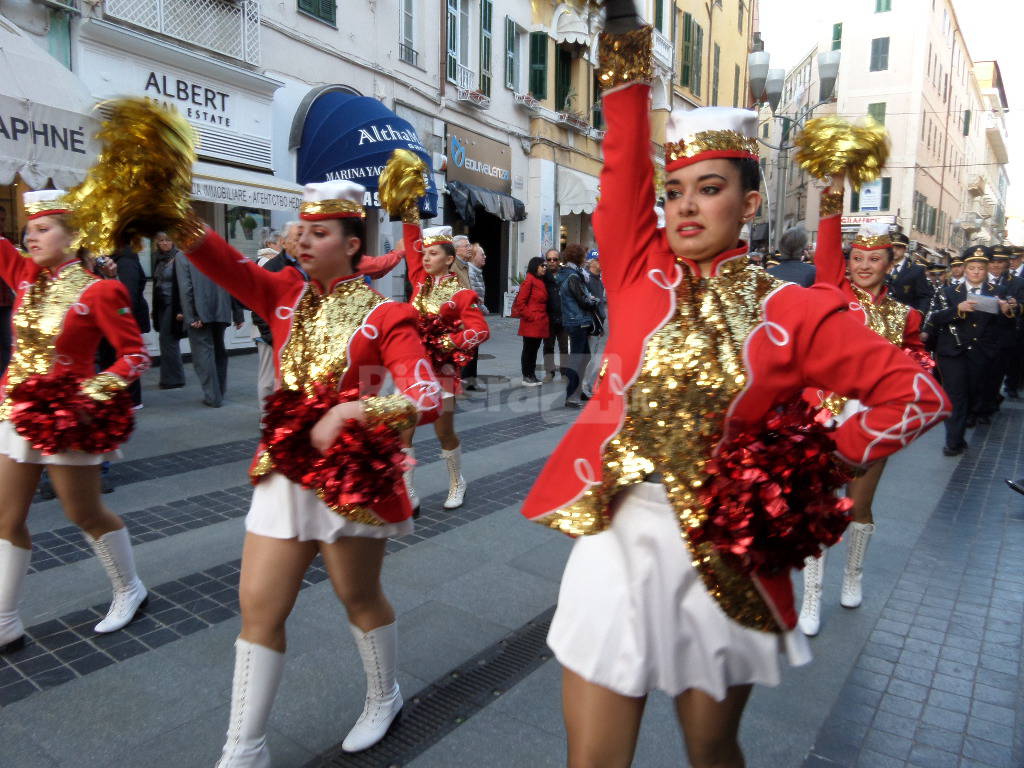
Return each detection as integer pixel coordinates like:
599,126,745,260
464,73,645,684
175,181,443,766
0,190,151,655
520,8,949,767
799,206,933,637
512,256,549,386
399,225,489,512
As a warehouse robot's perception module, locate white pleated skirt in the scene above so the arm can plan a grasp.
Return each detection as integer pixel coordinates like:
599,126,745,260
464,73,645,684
246,472,413,543
548,483,811,701
0,421,119,466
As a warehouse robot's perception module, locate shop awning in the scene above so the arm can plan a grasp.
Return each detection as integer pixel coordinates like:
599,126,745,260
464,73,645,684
0,15,99,188
447,180,526,226
294,89,437,217
551,6,590,46
192,161,303,212
557,166,599,216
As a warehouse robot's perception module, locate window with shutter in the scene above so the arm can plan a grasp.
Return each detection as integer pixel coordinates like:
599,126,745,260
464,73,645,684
880,178,891,210
867,102,886,125
555,45,572,111
505,17,519,91
447,0,459,83
876,0,891,12
654,0,664,31
733,64,740,107
480,0,493,96
692,25,703,97
870,38,889,72
529,32,548,100
831,23,842,51
680,13,693,87
298,0,335,25
851,188,860,213
712,43,720,106
963,109,971,135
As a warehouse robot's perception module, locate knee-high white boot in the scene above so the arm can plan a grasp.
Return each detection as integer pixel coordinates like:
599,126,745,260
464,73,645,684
441,446,466,510
215,638,285,768
342,622,403,753
841,522,875,608
798,550,827,637
88,528,148,634
0,540,31,653
402,447,419,517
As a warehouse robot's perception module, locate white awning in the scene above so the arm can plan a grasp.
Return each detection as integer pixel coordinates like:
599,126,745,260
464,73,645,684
557,166,599,216
551,5,590,46
192,161,303,212
0,15,99,188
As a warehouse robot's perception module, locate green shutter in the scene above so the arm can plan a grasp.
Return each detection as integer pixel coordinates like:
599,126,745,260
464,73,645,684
692,25,703,97
654,0,664,31
850,188,860,213
479,0,493,96
681,13,693,87
447,0,459,83
881,178,891,210
832,23,842,51
963,109,971,135
868,102,886,125
529,32,548,100
876,0,891,10
733,64,740,107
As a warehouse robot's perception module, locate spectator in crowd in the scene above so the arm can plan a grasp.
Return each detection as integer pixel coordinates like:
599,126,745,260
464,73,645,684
556,243,600,407
151,233,186,390
768,224,816,287
461,243,489,391
97,240,151,409
512,256,549,386
542,249,567,381
581,253,607,398
175,246,244,408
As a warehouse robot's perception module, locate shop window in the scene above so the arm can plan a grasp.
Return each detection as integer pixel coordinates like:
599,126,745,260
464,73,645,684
529,32,548,100
298,0,335,26
870,38,889,72
479,0,493,97
831,22,842,51
867,102,886,125
504,17,520,90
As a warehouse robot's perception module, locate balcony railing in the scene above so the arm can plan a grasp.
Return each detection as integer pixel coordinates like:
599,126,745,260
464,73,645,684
104,0,260,65
454,64,490,109
399,42,419,67
653,28,674,73
513,91,541,112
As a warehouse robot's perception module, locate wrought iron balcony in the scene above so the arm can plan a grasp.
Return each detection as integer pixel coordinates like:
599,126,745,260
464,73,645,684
513,91,541,112
399,43,419,67
104,0,260,65
454,64,490,109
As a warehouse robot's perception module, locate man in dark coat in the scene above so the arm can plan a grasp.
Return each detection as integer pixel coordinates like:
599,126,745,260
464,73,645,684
542,249,567,381
767,224,815,287
97,244,151,407
886,232,933,314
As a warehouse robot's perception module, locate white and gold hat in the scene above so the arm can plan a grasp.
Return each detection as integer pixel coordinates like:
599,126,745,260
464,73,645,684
299,181,366,221
852,221,892,251
664,107,759,173
422,226,453,248
24,189,72,220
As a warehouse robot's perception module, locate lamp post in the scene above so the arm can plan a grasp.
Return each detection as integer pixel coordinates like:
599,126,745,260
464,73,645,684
749,49,841,251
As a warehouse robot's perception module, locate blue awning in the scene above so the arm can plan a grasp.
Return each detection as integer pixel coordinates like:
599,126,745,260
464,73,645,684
295,91,437,217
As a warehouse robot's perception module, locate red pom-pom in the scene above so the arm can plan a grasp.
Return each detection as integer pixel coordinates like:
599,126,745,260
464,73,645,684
904,346,936,373
9,373,134,455
261,383,342,488
696,399,854,576
417,314,472,375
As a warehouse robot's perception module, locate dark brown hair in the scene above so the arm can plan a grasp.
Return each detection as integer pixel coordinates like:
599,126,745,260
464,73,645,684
562,243,587,266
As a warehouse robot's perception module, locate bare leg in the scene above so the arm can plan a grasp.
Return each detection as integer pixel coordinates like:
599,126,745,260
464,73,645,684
318,536,392,631
562,667,647,768
432,398,459,451
48,464,124,539
237,533,318,652
846,459,888,524
675,685,752,768
0,456,42,549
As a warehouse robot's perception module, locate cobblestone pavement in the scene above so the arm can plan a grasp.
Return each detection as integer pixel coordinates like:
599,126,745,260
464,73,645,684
0,320,1021,767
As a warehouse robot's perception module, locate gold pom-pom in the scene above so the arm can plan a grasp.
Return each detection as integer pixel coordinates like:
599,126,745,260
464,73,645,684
65,98,197,255
378,149,427,224
794,116,889,191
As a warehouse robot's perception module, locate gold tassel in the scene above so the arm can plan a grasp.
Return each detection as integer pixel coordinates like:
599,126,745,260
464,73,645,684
378,149,427,224
65,98,197,255
794,116,889,191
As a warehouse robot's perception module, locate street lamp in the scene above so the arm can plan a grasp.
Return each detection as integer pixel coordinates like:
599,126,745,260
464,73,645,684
748,48,842,252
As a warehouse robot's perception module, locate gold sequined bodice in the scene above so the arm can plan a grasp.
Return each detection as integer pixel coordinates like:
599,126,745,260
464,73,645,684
278,278,387,395
0,262,97,420
541,258,785,632
412,273,463,315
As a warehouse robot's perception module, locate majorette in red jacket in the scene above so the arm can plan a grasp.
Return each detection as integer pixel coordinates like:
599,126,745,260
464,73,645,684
186,229,442,524
401,222,489,394
0,238,150,429
520,52,950,633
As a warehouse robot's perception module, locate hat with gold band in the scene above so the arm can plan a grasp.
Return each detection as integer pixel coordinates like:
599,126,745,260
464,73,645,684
24,189,72,220
852,221,891,251
962,245,991,264
664,107,759,173
422,226,453,248
299,181,366,221
991,244,1011,261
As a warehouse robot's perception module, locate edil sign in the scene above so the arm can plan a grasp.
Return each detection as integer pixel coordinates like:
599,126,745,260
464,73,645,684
444,124,512,195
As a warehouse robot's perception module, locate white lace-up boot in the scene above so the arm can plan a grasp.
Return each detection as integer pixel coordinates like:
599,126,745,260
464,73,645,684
402,447,419,517
441,446,466,510
0,540,31,653
798,551,827,637
841,522,875,608
342,622,403,753
87,528,148,633
215,638,285,768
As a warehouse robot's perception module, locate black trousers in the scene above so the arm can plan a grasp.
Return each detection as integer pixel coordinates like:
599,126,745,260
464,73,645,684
543,327,569,375
564,325,591,402
461,346,479,379
0,305,10,377
1004,336,1024,394
938,349,990,449
520,336,543,379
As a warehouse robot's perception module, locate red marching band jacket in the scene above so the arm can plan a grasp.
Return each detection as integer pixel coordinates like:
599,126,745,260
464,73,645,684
0,238,149,428
520,77,950,633
186,229,442,524
401,222,490,394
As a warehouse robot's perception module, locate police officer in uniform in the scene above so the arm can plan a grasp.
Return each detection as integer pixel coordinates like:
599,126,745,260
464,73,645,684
997,245,1024,399
887,232,934,313
930,246,1006,456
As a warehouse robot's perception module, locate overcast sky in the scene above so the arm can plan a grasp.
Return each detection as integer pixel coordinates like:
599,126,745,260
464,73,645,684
758,0,1022,220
